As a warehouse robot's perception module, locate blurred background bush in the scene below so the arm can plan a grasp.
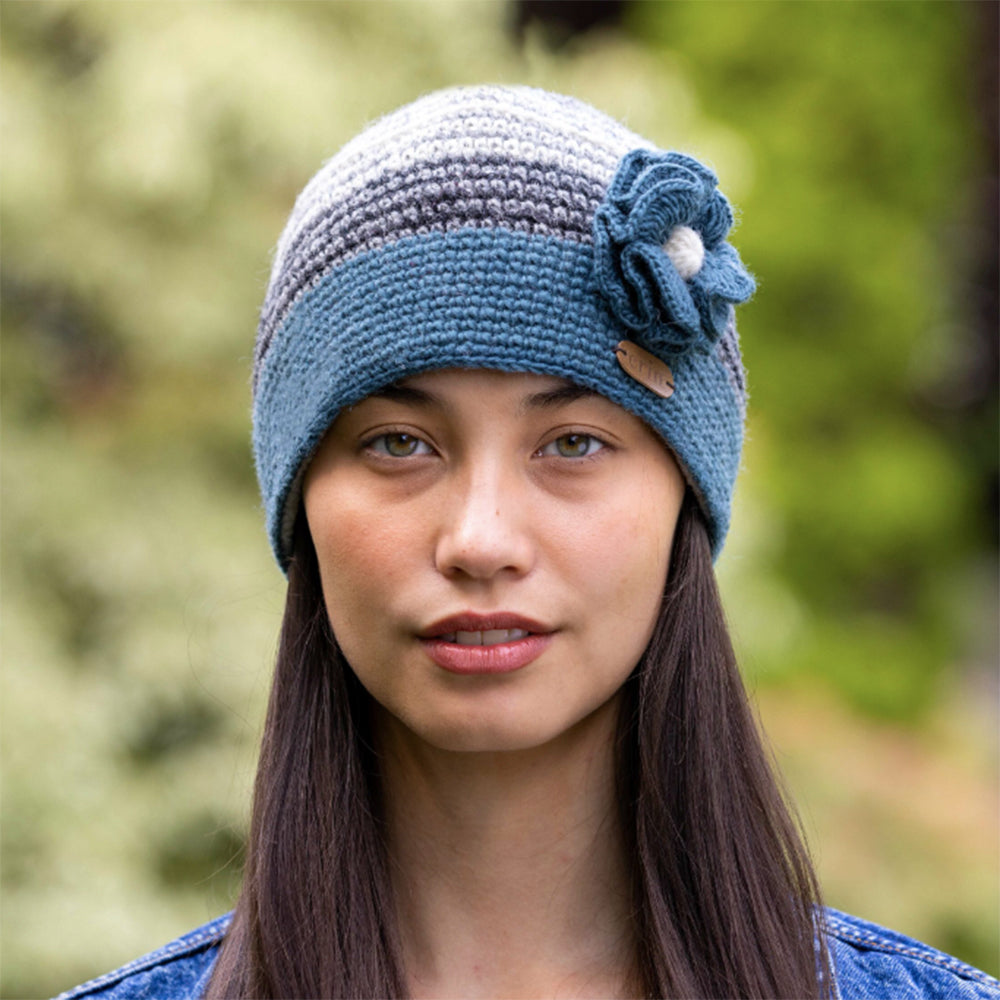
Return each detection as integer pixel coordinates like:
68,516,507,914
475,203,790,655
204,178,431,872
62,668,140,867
2,2,996,996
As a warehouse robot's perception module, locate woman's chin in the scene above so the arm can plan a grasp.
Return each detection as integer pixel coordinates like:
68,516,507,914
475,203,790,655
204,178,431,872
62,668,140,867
377,694,621,759
384,712,562,756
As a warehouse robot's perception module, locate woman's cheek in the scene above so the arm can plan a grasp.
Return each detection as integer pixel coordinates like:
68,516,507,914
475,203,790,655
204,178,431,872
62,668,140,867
592,495,673,588
316,499,423,626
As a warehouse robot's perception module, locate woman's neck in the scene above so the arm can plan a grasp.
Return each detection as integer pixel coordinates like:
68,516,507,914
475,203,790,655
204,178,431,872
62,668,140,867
378,696,638,999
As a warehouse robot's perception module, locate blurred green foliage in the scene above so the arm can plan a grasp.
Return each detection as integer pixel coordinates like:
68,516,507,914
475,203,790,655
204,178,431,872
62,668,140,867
640,1,998,719
2,2,996,996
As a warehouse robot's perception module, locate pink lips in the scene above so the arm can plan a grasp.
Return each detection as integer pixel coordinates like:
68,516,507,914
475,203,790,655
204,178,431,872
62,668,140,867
418,613,554,675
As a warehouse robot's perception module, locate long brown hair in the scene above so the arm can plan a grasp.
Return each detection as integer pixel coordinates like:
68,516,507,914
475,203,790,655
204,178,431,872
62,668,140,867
208,495,830,998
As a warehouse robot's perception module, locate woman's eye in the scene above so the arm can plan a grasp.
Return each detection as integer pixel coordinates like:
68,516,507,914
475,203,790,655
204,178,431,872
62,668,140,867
367,433,431,457
541,434,605,459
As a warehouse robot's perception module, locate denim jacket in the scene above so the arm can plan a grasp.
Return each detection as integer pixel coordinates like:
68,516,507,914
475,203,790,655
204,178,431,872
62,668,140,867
56,908,999,1000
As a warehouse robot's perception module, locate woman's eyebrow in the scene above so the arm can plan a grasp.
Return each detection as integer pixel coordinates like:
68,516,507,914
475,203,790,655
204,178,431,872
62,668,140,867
367,384,441,407
520,384,602,412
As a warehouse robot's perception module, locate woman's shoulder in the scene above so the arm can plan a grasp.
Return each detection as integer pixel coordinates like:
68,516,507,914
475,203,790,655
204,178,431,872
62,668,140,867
51,906,1000,1000
54,913,230,1000
825,907,1000,999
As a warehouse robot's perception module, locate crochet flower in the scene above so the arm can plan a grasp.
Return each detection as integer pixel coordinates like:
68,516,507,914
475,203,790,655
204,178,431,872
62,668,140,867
593,149,755,356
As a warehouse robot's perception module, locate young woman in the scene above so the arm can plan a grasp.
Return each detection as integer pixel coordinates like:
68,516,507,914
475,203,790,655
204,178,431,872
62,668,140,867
60,85,999,1000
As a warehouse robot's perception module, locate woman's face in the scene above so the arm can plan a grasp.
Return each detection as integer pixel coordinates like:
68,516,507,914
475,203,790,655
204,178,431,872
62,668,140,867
303,370,685,754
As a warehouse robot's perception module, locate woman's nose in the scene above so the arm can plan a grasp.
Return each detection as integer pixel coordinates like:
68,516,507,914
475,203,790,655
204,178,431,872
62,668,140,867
433,461,535,582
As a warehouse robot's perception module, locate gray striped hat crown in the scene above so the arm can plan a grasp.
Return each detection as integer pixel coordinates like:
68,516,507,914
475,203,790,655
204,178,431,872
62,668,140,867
253,85,754,569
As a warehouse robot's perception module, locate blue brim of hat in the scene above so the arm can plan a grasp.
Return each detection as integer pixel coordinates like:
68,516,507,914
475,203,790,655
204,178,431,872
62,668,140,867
253,228,741,569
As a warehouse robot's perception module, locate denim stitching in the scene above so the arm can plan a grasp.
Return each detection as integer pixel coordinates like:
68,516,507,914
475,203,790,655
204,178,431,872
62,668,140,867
54,914,231,999
58,909,999,997
826,912,997,986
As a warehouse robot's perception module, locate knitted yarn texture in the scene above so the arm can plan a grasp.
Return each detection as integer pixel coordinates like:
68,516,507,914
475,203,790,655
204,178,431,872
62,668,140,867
252,85,755,569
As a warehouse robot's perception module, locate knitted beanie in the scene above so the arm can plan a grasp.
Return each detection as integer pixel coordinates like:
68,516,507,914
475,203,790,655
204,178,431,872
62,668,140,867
253,85,755,570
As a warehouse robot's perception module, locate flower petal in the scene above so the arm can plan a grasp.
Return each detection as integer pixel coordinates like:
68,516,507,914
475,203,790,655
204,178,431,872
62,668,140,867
593,147,755,358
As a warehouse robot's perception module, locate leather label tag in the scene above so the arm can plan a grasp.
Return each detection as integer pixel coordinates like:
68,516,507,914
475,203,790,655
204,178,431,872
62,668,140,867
615,340,675,398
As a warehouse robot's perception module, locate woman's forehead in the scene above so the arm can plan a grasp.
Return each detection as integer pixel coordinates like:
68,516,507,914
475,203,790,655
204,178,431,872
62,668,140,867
339,369,660,446
374,369,608,410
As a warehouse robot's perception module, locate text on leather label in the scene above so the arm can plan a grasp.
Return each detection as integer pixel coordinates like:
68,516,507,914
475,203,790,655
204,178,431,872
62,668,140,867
615,340,675,398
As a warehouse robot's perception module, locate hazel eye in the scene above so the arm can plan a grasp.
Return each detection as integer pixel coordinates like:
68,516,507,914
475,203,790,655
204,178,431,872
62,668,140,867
368,433,431,457
541,433,605,459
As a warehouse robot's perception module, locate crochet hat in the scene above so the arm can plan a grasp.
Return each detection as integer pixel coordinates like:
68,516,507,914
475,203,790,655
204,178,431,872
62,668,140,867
253,85,755,570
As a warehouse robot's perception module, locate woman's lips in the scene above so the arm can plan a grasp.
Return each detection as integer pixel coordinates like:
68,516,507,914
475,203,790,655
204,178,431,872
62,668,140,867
418,613,554,675
420,633,553,674
439,627,530,645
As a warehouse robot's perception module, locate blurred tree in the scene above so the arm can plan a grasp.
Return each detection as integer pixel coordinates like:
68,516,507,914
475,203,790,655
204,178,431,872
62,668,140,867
512,0,626,46
628,0,997,719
